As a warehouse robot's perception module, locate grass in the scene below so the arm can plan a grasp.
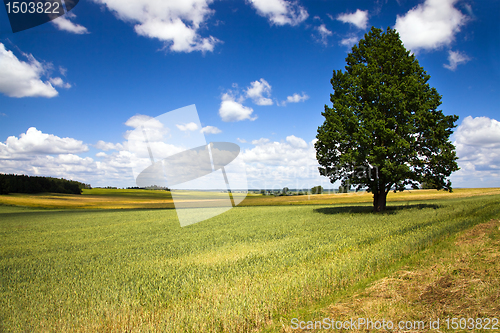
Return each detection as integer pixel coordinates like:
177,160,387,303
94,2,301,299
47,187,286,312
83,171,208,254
279,219,500,332
0,187,499,210
1,193,500,332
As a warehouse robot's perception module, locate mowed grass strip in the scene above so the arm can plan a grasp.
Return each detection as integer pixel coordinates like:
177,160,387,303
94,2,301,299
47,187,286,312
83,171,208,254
1,195,499,332
280,219,500,333
1,187,499,210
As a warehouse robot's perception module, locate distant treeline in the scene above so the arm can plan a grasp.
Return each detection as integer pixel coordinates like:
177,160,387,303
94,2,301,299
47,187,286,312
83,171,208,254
0,174,91,195
127,186,170,191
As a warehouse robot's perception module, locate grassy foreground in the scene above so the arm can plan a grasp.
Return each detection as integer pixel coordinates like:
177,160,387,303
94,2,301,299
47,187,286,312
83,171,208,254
281,219,500,332
1,194,500,332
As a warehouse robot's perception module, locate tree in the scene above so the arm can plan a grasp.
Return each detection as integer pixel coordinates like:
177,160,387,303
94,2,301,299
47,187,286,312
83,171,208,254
282,187,289,195
0,175,10,194
420,180,437,189
315,27,459,212
338,183,350,194
311,186,323,194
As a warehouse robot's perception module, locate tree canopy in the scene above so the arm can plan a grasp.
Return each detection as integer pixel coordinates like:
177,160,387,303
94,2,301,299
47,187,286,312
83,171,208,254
315,27,459,212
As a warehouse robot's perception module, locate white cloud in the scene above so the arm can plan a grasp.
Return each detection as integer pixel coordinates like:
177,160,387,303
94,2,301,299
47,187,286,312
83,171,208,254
451,116,500,187
0,43,59,98
340,36,359,48
52,13,89,34
314,24,332,45
286,92,309,103
124,114,168,145
241,136,327,189
219,93,257,122
251,138,269,145
95,140,124,151
0,148,136,187
286,135,307,148
0,127,88,157
454,116,500,148
249,0,308,26
92,0,219,53
176,122,199,131
246,78,273,105
125,114,162,129
0,128,182,188
237,138,247,143
394,0,468,52
337,9,368,29
200,125,221,134
443,50,470,71
49,77,71,89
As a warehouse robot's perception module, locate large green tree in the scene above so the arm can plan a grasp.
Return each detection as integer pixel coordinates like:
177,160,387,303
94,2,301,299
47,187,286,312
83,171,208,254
315,27,459,212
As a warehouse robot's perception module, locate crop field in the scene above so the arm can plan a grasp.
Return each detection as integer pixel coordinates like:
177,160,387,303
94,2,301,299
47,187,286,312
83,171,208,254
1,187,500,209
1,193,500,332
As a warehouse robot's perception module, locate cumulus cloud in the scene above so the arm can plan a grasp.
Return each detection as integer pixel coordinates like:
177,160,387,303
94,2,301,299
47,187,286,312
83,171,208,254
0,154,96,178
49,77,71,89
249,0,308,26
340,36,359,48
241,136,327,189
0,127,177,188
219,93,257,122
237,138,247,143
0,43,59,98
92,0,219,53
200,126,221,134
314,24,332,45
286,92,309,103
52,12,89,34
286,135,307,148
245,78,273,106
176,122,199,131
443,50,470,71
394,0,468,52
95,140,124,151
125,114,163,129
251,138,270,145
337,9,368,29
0,127,88,157
451,116,500,186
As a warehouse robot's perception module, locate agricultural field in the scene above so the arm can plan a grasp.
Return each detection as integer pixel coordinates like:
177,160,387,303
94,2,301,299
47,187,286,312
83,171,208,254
1,191,500,332
1,187,499,209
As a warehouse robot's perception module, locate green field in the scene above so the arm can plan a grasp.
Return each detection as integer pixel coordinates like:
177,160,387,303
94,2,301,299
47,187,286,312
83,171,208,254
1,192,500,332
1,187,499,210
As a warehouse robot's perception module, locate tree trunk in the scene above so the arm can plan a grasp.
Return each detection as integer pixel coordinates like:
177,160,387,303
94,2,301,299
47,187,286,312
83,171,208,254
373,190,388,212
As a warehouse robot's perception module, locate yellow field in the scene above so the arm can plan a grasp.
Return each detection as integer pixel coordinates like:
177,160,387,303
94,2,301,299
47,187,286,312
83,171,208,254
0,187,499,209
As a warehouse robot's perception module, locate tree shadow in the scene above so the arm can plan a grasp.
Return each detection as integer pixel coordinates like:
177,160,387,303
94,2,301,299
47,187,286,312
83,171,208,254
314,203,442,215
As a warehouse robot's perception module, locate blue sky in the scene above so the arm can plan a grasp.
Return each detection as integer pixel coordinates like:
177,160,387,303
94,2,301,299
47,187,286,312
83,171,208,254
0,0,499,189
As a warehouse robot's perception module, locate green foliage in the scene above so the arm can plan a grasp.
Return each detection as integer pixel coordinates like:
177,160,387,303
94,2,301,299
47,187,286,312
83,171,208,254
420,180,437,189
0,174,86,195
338,184,351,193
311,185,323,194
315,27,459,211
0,176,10,194
1,195,499,332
